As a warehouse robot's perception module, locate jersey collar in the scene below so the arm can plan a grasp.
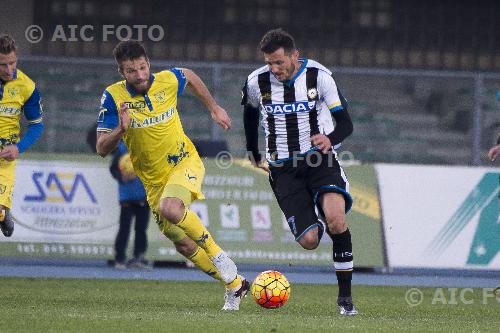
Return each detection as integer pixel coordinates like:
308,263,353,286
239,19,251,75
125,73,155,97
282,58,308,87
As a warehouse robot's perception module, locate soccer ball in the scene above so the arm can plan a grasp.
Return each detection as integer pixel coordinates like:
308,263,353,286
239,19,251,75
251,270,291,308
118,153,136,181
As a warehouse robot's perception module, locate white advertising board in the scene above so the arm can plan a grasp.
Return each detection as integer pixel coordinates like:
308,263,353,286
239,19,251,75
7,160,119,244
376,164,500,270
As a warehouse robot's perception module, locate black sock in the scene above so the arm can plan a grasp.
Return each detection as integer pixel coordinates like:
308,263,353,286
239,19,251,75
330,228,353,298
336,273,352,298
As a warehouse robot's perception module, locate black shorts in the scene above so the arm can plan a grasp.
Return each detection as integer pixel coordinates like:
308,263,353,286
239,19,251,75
269,150,352,241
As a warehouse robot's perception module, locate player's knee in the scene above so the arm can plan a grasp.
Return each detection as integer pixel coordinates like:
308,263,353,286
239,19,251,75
298,232,320,250
326,214,347,235
159,198,185,224
174,237,197,257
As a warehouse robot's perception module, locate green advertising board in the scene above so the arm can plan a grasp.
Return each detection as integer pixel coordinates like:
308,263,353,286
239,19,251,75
147,159,385,267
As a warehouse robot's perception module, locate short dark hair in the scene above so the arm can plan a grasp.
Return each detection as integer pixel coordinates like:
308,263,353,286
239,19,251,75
113,40,148,65
259,28,296,54
0,34,17,55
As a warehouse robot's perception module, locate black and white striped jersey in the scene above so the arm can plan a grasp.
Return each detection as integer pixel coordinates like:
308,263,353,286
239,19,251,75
242,58,347,161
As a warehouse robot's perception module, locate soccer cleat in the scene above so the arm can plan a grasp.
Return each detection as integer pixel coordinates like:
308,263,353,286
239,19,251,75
0,209,14,237
337,297,358,316
222,277,250,311
210,251,238,284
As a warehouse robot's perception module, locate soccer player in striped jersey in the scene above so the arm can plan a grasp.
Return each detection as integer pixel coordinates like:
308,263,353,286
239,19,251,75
96,40,248,310
242,29,357,315
0,35,44,237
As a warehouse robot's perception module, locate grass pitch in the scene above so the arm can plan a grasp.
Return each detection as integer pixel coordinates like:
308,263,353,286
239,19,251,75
0,277,498,333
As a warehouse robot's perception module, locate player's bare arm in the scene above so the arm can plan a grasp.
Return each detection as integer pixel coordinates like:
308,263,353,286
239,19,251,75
96,103,130,157
0,145,19,161
488,144,500,161
181,68,231,130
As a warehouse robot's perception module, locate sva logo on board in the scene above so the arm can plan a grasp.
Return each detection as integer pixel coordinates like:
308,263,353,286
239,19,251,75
24,172,97,204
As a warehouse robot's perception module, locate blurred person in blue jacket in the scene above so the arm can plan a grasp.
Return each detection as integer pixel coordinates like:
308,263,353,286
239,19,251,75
87,125,151,270
109,141,151,270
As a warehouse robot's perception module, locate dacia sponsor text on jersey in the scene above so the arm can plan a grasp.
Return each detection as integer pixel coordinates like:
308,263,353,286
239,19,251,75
263,101,316,114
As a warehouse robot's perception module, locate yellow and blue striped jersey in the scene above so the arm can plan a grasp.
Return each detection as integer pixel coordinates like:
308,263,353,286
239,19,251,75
0,69,43,148
97,68,198,186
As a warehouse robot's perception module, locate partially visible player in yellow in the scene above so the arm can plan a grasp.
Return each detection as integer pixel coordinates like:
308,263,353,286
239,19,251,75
0,35,44,237
96,40,248,310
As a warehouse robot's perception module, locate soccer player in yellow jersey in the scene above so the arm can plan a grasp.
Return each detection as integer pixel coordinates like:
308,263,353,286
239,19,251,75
0,35,44,237
96,40,248,310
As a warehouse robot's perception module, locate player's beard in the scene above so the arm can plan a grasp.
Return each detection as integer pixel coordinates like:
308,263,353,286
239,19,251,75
132,80,150,94
277,63,296,82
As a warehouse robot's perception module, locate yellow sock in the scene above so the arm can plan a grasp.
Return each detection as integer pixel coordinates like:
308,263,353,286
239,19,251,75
186,247,224,283
186,247,241,289
226,274,242,290
177,209,222,257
